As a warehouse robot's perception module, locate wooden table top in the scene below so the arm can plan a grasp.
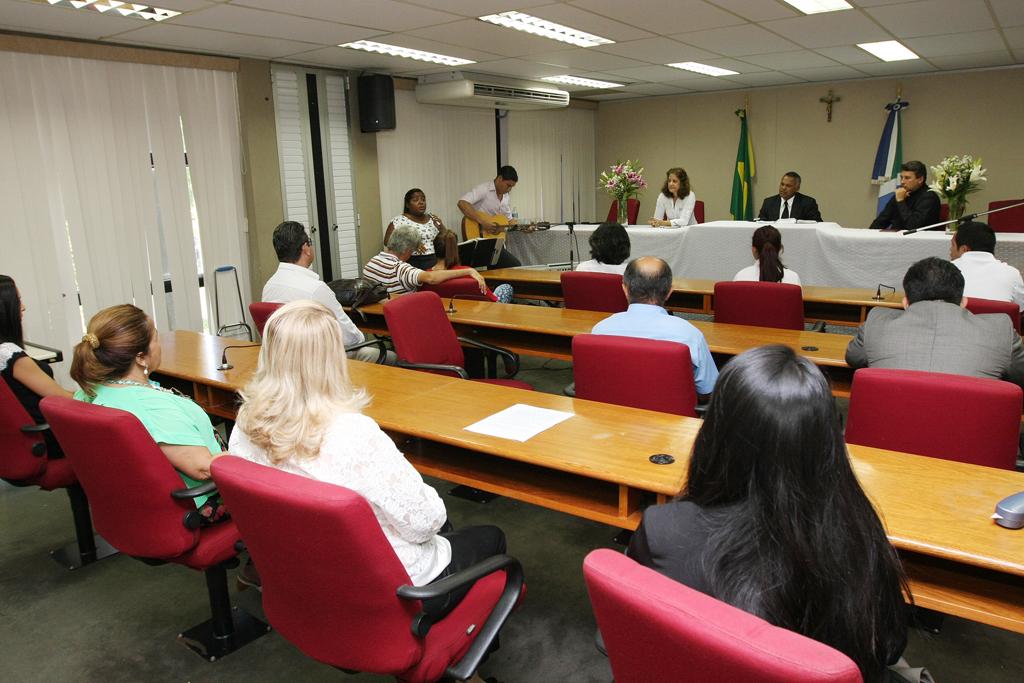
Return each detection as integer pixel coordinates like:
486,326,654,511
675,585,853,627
158,330,1024,580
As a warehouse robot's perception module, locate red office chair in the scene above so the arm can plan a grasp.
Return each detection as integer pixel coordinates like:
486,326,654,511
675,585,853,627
573,334,698,417
694,199,705,224
212,456,524,682
939,203,949,222
40,397,268,660
714,281,807,330
606,198,641,225
583,549,862,683
421,276,492,302
0,381,115,569
248,302,282,337
987,199,1024,233
382,291,533,389
560,272,627,313
965,297,1021,333
845,368,1022,469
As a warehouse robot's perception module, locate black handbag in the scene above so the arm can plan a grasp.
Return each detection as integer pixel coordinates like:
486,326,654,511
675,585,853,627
327,277,389,309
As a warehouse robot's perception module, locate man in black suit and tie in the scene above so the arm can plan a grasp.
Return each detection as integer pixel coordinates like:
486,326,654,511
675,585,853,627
757,171,822,222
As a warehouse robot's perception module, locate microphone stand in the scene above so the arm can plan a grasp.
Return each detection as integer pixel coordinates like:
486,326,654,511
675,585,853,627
447,293,479,315
566,222,576,271
902,199,1024,235
218,344,259,371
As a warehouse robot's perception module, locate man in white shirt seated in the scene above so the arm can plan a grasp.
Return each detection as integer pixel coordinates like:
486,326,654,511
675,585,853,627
363,225,488,297
263,221,394,364
951,221,1024,310
457,165,522,268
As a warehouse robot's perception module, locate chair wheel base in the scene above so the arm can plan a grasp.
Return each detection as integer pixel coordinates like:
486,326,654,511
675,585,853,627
448,485,500,504
50,535,118,570
611,529,633,546
177,607,270,661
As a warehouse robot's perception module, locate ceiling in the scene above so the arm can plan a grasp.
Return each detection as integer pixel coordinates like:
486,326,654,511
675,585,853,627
2,0,1023,100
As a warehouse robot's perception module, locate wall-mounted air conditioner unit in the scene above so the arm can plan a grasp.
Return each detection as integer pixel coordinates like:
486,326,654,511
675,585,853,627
415,76,570,111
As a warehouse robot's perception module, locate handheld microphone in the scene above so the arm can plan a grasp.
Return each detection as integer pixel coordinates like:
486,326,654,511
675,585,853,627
218,344,258,371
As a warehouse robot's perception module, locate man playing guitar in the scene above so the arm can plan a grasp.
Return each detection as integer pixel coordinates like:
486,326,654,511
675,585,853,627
457,165,523,268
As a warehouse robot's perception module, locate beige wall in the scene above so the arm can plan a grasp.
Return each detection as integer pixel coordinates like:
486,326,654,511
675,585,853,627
596,67,1024,228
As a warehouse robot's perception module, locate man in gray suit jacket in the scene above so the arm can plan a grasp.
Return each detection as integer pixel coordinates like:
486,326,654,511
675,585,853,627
846,257,1024,387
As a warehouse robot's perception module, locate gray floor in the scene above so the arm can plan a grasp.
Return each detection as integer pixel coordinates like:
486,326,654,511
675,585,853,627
2,355,1023,681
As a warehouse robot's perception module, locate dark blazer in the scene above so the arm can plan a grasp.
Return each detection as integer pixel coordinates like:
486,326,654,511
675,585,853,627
757,192,822,222
845,300,1024,387
869,186,940,230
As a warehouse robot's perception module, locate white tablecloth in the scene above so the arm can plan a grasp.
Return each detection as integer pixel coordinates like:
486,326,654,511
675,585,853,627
505,221,1024,289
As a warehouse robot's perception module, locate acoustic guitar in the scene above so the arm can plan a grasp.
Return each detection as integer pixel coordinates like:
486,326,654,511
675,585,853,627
462,213,548,240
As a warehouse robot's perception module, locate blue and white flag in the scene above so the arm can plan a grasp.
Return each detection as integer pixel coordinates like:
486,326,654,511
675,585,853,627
871,98,909,215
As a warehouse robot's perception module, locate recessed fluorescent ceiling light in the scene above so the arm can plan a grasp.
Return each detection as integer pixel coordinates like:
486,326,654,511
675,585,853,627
478,12,613,48
667,62,739,77
339,41,475,66
781,0,852,14
42,0,180,21
857,40,919,62
542,75,623,89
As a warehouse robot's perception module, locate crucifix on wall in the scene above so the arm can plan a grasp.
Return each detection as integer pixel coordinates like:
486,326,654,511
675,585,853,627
819,89,841,122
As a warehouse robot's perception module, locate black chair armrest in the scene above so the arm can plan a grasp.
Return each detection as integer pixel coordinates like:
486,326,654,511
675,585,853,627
20,422,50,433
396,360,470,380
171,480,219,500
694,402,709,418
397,555,525,681
345,338,389,364
808,320,827,333
456,337,519,377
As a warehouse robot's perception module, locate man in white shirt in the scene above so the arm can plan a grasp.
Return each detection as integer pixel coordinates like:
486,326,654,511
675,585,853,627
951,221,1024,310
457,165,522,268
263,221,393,364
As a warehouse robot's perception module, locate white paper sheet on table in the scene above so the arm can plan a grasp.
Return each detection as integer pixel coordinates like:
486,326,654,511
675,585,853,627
464,404,573,442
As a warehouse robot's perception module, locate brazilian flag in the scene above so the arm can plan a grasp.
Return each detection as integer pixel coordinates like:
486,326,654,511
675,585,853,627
730,108,756,221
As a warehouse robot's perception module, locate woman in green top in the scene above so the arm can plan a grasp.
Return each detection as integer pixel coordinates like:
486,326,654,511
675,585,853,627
70,304,223,510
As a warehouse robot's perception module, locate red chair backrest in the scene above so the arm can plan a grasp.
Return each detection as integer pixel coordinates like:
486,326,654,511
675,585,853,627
965,297,1021,333
987,199,1024,233
0,379,47,481
560,272,627,313
605,198,641,225
211,456,423,672
845,368,1022,469
713,281,805,330
382,291,465,372
421,276,490,302
694,200,705,223
573,334,698,417
583,549,863,683
250,302,283,336
40,396,202,558
939,203,949,222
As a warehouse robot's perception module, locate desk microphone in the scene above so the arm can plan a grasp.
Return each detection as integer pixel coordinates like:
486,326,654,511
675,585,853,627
447,294,476,315
872,284,896,301
218,344,258,371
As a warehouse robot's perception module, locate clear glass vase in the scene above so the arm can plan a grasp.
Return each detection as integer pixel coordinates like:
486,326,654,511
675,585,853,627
946,196,966,233
616,196,629,226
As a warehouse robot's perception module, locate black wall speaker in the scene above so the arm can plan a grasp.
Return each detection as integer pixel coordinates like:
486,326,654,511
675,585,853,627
357,74,396,132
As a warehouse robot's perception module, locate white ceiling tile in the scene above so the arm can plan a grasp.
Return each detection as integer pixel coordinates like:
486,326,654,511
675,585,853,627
697,57,770,73
463,58,571,79
928,51,1016,70
526,3,655,42
781,64,868,81
406,19,577,57
665,75,744,90
620,82,691,95
904,30,1008,58
866,0,995,39
742,50,839,70
849,60,939,76
172,5,383,45
724,70,807,86
149,0,217,10
814,46,879,65
0,0,145,39
763,10,891,49
585,92,644,100
400,0,554,17
276,45,423,70
568,0,745,34
592,36,716,63
367,34,502,63
230,0,461,32
605,64,697,81
1006,26,1024,49
989,0,1024,28
704,0,799,22
531,48,649,72
671,23,801,57
113,24,320,59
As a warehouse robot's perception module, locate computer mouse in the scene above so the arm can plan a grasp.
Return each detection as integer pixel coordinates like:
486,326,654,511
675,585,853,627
993,491,1024,529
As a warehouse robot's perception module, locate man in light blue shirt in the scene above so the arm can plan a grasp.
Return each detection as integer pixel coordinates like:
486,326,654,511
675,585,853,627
592,256,719,397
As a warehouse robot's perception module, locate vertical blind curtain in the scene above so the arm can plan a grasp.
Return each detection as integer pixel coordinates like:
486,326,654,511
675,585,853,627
376,90,497,240
0,50,248,365
507,108,596,225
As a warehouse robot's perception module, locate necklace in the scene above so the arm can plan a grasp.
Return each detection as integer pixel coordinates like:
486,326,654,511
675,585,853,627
105,378,189,399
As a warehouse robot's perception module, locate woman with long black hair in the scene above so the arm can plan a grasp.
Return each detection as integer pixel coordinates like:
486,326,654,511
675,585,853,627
629,345,913,683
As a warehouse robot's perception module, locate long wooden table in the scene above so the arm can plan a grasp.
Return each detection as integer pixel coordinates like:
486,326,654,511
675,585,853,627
483,267,904,326
354,298,856,396
156,330,1024,636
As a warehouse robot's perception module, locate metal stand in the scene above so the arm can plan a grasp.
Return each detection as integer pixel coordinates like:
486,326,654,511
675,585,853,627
213,265,253,341
176,562,270,661
50,484,118,570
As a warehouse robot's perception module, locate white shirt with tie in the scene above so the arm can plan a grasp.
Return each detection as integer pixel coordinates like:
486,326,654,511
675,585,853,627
776,196,795,220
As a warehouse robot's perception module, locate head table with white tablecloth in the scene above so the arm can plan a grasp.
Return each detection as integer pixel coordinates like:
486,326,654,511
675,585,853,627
504,221,1024,290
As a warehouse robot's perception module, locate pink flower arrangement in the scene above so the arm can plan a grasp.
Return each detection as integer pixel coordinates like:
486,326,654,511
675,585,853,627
599,160,646,202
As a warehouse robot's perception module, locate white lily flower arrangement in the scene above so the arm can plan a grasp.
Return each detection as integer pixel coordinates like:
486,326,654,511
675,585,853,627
929,155,987,223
